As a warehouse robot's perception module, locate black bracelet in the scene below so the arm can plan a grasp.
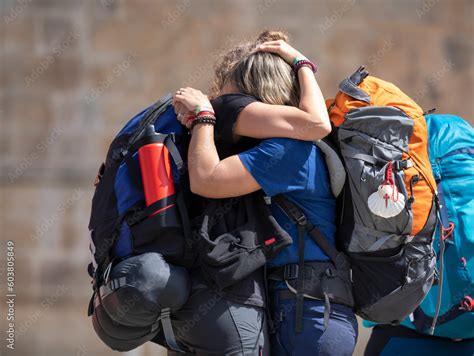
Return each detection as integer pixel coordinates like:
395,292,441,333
191,116,216,130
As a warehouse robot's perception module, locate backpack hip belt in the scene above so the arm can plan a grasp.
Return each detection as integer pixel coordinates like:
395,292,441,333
268,259,354,308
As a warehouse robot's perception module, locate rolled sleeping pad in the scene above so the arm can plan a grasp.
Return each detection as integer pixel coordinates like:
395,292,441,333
92,301,160,352
92,252,191,350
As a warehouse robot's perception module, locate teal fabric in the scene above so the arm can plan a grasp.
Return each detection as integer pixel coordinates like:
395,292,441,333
378,335,474,356
364,114,474,339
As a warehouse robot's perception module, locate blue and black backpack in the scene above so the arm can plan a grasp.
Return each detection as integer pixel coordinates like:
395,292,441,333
399,114,474,339
87,94,194,352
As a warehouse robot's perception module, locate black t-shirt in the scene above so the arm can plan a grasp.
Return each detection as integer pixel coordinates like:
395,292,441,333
193,93,266,308
212,93,261,159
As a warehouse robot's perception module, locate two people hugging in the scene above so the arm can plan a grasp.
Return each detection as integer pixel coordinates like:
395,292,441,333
168,30,357,356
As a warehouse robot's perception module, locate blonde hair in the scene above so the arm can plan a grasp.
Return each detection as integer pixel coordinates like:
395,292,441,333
210,30,300,106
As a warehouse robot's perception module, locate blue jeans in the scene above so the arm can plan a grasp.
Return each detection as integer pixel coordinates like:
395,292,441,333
271,292,358,356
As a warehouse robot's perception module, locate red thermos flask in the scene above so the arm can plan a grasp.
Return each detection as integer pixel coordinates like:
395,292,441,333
138,125,175,215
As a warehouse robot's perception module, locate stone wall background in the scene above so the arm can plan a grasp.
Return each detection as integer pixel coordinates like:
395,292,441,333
0,0,472,355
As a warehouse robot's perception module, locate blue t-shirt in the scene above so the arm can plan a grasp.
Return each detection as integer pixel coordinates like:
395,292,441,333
238,138,337,268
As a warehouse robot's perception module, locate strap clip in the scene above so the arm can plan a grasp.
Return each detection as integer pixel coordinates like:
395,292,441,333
283,264,299,280
112,147,128,161
325,268,335,278
295,213,307,226
393,159,413,170
461,296,473,311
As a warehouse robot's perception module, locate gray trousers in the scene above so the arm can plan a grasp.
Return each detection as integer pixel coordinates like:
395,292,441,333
167,283,268,356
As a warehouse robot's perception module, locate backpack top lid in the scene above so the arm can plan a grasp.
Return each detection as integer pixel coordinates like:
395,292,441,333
327,67,425,128
426,114,474,161
116,95,183,138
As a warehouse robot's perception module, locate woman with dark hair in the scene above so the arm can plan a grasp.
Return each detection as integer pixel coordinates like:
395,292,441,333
170,31,357,356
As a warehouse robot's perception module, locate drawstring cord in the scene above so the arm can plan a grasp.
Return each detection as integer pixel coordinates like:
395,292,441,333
382,161,399,204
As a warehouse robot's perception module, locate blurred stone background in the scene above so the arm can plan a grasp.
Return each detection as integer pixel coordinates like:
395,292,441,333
0,0,472,355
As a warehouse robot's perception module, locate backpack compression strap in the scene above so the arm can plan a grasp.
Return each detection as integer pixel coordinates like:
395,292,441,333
412,296,474,334
423,159,458,335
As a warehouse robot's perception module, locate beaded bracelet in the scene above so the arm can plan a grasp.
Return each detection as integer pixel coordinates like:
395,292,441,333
293,58,317,74
184,110,214,126
292,56,307,66
191,116,216,130
196,110,215,118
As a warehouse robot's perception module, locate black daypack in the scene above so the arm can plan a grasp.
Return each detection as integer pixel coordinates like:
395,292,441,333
87,95,194,352
197,191,293,290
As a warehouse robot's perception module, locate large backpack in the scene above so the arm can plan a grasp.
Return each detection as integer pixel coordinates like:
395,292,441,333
87,94,193,352
326,67,439,326
399,114,474,339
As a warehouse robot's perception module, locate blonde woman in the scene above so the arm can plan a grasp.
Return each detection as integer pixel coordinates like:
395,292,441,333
171,32,357,356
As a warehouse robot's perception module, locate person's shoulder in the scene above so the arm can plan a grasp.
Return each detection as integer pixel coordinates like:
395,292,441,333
212,93,258,107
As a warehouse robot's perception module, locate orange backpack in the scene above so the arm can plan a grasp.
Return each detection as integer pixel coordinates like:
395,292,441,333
328,67,437,235
326,66,440,328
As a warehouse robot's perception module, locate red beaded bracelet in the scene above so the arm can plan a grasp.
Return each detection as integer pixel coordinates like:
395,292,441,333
293,59,317,73
196,110,215,118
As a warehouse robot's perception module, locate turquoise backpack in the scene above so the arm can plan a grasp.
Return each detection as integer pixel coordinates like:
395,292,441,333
399,114,474,339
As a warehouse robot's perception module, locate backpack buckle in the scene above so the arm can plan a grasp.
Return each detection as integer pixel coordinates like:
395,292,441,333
325,267,335,278
112,148,128,161
461,296,474,311
295,213,307,226
394,160,413,170
283,264,299,280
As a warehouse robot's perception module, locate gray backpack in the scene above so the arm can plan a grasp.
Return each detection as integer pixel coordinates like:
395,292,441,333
327,67,440,331
263,69,442,336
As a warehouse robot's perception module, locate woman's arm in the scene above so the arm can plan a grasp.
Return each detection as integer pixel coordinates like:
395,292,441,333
233,99,329,141
173,87,261,198
234,41,331,141
188,124,260,198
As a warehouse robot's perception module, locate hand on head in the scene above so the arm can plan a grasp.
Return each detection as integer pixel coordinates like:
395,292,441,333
255,39,305,66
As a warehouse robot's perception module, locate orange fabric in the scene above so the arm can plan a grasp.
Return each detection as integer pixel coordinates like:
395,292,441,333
329,76,436,236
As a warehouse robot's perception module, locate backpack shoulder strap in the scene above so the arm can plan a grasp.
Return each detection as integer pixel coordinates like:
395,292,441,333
314,139,346,198
272,194,306,333
272,195,339,264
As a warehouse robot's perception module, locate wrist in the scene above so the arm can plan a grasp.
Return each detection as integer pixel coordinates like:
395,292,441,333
185,110,215,127
191,115,216,131
292,56,307,65
293,58,317,74
193,104,214,116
